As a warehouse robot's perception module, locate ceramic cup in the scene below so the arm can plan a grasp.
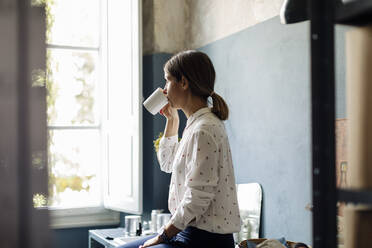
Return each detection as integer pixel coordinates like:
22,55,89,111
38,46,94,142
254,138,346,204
143,87,168,115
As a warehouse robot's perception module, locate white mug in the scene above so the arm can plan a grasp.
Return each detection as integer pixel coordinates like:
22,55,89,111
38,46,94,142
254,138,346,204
143,87,168,115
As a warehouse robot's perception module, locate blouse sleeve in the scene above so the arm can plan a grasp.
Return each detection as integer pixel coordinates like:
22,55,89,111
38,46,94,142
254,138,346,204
157,135,179,173
169,130,219,230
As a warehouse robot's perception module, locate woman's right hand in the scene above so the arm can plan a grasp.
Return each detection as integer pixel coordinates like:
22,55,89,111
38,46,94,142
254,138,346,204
160,103,178,121
161,103,179,137
161,88,179,137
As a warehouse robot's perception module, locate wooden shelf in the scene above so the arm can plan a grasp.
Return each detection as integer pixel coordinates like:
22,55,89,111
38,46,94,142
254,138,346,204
338,189,372,204
310,0,372,246
336,0,372,25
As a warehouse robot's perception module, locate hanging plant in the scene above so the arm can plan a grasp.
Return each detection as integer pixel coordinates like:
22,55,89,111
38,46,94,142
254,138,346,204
153,132,181,153
153,132,164,153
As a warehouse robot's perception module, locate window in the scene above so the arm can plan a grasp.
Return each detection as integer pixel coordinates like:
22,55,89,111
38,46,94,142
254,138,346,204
44,0,142,228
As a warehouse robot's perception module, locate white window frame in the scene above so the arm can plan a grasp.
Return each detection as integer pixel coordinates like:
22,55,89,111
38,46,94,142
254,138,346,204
49,0,142,228
101,0,143,214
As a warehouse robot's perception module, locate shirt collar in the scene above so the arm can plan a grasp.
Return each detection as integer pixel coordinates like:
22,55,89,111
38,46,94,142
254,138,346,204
185,107,211,129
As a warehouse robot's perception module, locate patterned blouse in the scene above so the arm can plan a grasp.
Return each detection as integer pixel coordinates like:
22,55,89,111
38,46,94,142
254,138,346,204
157,107,241,234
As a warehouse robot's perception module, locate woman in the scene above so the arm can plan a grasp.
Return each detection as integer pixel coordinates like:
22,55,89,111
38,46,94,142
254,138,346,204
122,50,240,248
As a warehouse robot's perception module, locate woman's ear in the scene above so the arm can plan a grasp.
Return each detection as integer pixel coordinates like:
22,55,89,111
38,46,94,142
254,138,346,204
181,76,189,90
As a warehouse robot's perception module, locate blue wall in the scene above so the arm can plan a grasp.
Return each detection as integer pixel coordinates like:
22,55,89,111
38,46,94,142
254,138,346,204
201,17,313,243
53,17,348,247
198,17,347,244
52,225,118,248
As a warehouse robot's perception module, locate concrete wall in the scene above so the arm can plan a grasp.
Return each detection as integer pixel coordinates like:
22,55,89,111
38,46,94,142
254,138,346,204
187,0,283,49
143,0,284,54
143,0,189,54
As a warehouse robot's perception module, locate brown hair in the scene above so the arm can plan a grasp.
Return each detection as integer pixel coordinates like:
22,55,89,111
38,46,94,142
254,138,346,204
164,50,229,120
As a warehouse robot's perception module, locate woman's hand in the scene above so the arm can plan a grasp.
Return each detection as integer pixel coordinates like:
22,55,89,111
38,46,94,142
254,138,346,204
160,103,178,121
160,88,179,137
139,235,162,248
160,87,178,120
162,103,179,137
139,224,180,248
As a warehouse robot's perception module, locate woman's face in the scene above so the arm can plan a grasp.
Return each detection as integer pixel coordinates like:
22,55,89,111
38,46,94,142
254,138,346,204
163,72,187,109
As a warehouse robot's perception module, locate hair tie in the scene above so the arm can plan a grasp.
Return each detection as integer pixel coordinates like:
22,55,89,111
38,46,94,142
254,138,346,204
210,91,215,97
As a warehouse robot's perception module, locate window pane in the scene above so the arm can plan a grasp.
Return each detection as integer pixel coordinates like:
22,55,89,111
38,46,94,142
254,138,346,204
48,0,100,47
47,49,99,126
48,129,100,208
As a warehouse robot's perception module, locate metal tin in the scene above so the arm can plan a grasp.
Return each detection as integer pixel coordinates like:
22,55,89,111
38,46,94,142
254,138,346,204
156,213,171,232
124,215,142,236
151,209,163,233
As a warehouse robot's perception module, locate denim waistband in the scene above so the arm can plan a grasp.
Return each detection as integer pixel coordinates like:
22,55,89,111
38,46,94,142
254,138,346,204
172,226,234,248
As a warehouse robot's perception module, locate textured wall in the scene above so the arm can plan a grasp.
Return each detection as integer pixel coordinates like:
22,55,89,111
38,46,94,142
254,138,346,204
187,0,283,49
143,0,189,54
143,0,284,54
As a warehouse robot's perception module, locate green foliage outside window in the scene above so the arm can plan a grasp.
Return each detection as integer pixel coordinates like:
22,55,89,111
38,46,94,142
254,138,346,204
32,0,96,207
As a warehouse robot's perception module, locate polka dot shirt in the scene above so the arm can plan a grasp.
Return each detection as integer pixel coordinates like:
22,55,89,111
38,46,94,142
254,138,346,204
157,107,241,234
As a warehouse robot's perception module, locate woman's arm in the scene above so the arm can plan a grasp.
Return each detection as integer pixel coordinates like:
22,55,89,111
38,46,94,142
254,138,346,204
164,115,179,137
156,104,180,173
139,223,181,248
162,101,179,137
168,129,219,230
157,134,179,173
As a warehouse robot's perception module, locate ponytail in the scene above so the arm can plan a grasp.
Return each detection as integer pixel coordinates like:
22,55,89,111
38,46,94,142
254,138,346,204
211,92,229,121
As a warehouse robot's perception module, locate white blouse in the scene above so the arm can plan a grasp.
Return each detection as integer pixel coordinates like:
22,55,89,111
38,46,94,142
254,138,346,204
157,107,241,234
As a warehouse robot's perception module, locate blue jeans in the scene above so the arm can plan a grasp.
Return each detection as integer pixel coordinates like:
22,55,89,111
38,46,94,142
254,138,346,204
119,226,235,248
118,235,174,248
